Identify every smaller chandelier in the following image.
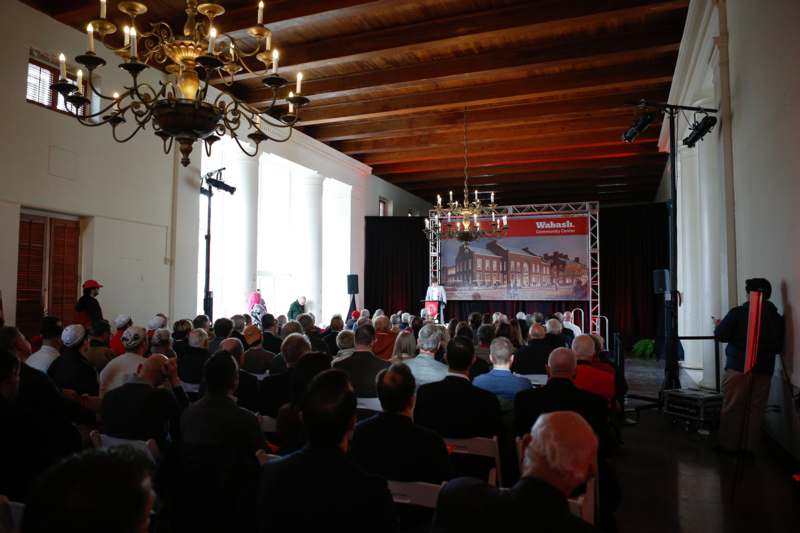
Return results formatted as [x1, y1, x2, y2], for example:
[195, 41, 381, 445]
[424, 108, 508, 246]
[50, 0, 310, 166]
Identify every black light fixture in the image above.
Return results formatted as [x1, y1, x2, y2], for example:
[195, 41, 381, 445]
[682, 115, 718, 147]
[622, 112, 655, 143]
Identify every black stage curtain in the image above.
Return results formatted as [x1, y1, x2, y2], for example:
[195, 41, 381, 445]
[364, 216, 430, 314]
[599, 204, 668, 343]
[363, 205, 667, 342]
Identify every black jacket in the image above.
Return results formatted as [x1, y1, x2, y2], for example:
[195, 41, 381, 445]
[415, 375, 503, 439]
[323, 330, 341, 356]
[715, 300, 784, 374]
[47, 347, 99, 396]
[101, 379, 189, 451]
[332, 351, 390, 398]
[511, 338, 552, 375]
[75, 294, 103, 325]
[258, 446, 395, 533]
[261, 331, 283, 356]
[177, 346, 209, 384]
[513, 378, 610, 454]
[432, 476, 598, 533]
[350, 412, 450, 483]
[259, 367, 294, 417]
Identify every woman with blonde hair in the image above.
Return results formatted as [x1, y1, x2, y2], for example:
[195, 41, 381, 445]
[391, 329, 417, 361]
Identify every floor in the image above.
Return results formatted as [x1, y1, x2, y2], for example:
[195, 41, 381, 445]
[613, 358, 800, 533]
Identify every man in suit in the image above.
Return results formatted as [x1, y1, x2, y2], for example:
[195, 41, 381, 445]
[545, 318, 570, 350]
[178, 351, 265, 532]
[511, 324, 551, 375]
[258, 333, 310, 417]
[474, 337, 532, 401]
[258, 369, 395, 533]
[415, 336, 503, 439]
[218, 338, 259, 413]
[513, 347, 610, 453]
[351, 363, 449, 483]
[177, 328, 210, 388]
[260, 313, 283, 354]
[432, 412, 600, 533]
[404, 324, 448, 388]
[101, 353, 188, 452]
[323, 314, 345, 355]
[332, 324, 389, 398]
[209, 317, 233, 355]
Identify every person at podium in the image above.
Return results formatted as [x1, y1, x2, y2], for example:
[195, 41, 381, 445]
[425, 277, 448, 323]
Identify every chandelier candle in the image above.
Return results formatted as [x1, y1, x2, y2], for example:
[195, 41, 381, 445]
[288, 91, 294, 114]
[272, 49, 279, 73]
[296, 72, 303, 94]
[130, 27, 137, 58]
[208, 27, 216, 54]
[76, 70, 83, 94]
[100, 0, 106, 19]
[58, 53, 66, 79]
[87, 23, 95, 53]
[123, 25, 130, 47]
[258, 1, 264, 24]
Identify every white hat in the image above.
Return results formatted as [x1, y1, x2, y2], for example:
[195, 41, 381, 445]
[121, 326, 147, 350]
[62, 324, 86, 348]
[114, 314, 132, 329]
[147, 315, 167, 330]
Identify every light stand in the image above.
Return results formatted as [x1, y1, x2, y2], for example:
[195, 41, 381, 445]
[625, 100, 718, 393]
[199, 167, 234, 320]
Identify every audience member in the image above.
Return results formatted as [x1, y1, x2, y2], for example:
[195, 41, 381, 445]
[172, 319, 192, 359]
[26, 316, 63, 374]
[573, 335, 616, 404]
[110, 314, 132, 356]
[258, 369, 395, 532]
[545, 318, 570, 350]
[48, 324, 99, 397]
[404, 324, 448, 387]
[230, 314, 247, 346]
[323, 314, 344, 354]
[332, 324, 390, 398]
[351, 363, 449, 483]
[473, 337, 532, 401]
[260, 313, 283, 354]
[243, 324, 262, 350]
[242, 326, 274, 375]
[150, 327, 177, 358]
[216, 337, 259, 413]
[192, 314, 211, 334]
[333, 329, 356, 362]
[259, 333, 311, 417]
[509, 318, 525, 348]
[468, 312, 482, 341]
[21, 448, 155, 533]
[297, 313, 329, 354]
[209, 317, 233, 354]
[276, 314, 288, 331]
[474, 324, 494, 362]
[177, 328, 209, 386]
[433, 412, 600, 533]
[389, 313, 402, 333]
[100, 354, 188, 451]
[411, 315, 424, 338]
[563, 311, 583, 336]
[84, 320, 115, 371]
[391, 329, 417, 360]
[371, 315, 398, 360]
[98, 326, 147, 397]
[511, 324, 551, 375]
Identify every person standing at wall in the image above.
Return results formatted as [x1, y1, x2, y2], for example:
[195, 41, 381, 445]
[75, 280, 104, 328]
[288, 296, 306, 321]
[714, 278, 784, 454]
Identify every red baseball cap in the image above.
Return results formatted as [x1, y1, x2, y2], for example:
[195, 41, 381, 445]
[82, 279, 103, 289]
[351, 310, 361, 319]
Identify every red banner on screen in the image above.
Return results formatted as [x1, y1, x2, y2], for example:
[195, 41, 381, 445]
[509, 216, 589, 237]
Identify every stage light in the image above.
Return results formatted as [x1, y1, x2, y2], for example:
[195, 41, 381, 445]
[622, 113, 654, 143]
[682, 115, 718, 148]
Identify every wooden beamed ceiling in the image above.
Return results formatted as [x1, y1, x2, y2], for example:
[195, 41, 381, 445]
[27, 0, 688, 204]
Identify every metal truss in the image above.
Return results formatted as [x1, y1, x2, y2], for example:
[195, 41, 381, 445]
[427, 201, 602, 334]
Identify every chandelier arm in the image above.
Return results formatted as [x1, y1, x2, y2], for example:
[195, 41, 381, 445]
[231, 135, 259, 157]
[111, 121, 146, 143]
[225, 35, 262, 59]
[264, 126, 293, 143]
[163, 135, 174, 155]
[85, 68, 116, 102]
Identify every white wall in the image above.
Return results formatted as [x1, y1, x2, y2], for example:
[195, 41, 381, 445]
[0, 0, 429, 327]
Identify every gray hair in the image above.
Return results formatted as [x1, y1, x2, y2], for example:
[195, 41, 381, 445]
[390, 313, 401, 326]
[525, 412, 598, 483]
[220, 337, 244, 358]
[336, 330, 355, 350]
[401, 312, 411, 324]
[417, 324, 442, 352]
[231, 314, 245, 332]
[572, 334, 596, 360]
[121, 326, 148, 350]
[545, 318, 563, 335]
[188, 328, 209, 348]
[548, 347, 576, 377]
[150, 328, 172, 347]
[374, 309, 385, 318]
[361, 308, 371, 319]
[489, 337, 514, 364]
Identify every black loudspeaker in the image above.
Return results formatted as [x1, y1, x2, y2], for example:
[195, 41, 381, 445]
[653, 269, 670, 294]
[347, 274, 359, 295]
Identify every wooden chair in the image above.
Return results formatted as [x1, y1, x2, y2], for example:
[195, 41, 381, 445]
[387, 481, 443, 509]
[444, 436, 502, 487]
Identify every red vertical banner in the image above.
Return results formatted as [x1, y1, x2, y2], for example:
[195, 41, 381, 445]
[744, 290, 764, 374]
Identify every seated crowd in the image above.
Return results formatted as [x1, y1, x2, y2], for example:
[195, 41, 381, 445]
[0, 304, 624, 533]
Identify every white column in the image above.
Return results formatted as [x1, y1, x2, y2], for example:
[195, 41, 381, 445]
[225, 146, 260, 311]
[291, 171, 324, 319]
[170, 146, 201, 320]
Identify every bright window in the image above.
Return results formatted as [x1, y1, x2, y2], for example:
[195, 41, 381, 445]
[26, 60, 86, 115]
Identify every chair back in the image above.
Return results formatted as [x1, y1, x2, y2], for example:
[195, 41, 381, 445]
[259, 415, 277, 433]
[517, 374, 548, 386]
[356, 397, 382, 412]
[387, 481, 443, 509]
[245, 371, 269, 381]
[180, 381, 201, 394]
[444, 436, 502, 487]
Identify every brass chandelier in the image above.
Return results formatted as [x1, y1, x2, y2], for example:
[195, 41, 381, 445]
[51, 0, 309, 166]
[424, 108, 508, 246]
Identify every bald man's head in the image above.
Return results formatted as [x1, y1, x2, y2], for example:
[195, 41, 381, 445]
[547, 347, 576, 379]
[529, 324, 546, 339]
[522, 411, 598, 496]
[571, 334, 596, 361]
[138, 353, 169, 387]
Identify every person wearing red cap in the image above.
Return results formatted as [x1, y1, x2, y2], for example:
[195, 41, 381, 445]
[75, 280, 104, 328]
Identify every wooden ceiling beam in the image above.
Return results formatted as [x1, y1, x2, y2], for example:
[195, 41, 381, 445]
[228, 0, 687, 82]
[307, 88, 669, 142]
[381, 154, 667, 183]
[292, 56, 677, 125]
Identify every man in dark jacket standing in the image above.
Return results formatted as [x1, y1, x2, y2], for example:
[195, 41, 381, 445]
[288, 296, 306, 320]
[75, 280, 103, 328]
[714, 278, 784, 453]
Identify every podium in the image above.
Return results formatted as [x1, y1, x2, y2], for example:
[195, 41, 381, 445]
[424, 300, 442, 322]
